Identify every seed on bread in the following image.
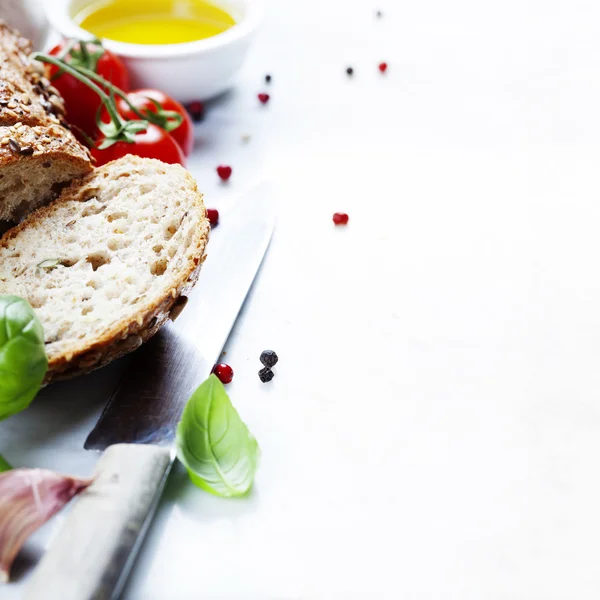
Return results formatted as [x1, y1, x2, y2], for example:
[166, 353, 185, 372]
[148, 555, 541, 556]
[0, 156, 210, 382]
[37, 258, 63, 270]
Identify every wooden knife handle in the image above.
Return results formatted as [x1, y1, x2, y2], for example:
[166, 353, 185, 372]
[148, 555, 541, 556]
[25, 443, 174, 600]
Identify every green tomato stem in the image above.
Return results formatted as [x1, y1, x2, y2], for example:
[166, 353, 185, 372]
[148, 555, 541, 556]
[79, 41, 90, 63]
[71, 65, 183, 132]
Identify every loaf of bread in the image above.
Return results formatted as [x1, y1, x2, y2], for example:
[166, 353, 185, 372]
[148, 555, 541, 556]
[0, 21, 92, 221]
[0, 156, 210, 382]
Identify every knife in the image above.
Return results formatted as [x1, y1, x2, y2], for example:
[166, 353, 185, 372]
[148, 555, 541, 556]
[25, 182, 275, 600]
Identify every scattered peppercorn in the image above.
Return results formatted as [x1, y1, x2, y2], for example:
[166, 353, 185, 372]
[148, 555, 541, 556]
[259, 367, 274, 383]
[258, 93, 270, 104]
[378, 62, 388, 73]
[207, 208, 219, 227]
[187, 100, 205, 122]
[213, 363, 234, 384]
[265, 74, 272, 83]
[376, 10, 383, 18]
[260, 350, 279, 368]
[216, 165, 232, 181]
[346, 67, 354, 76]
[333, 212, 349, 225]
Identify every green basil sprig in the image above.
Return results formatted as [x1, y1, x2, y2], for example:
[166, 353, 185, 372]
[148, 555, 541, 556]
[0, 296, 48, 420]
[176, 374, 259, 497]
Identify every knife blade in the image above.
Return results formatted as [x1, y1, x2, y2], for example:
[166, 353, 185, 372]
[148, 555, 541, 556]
[86, 183, 275, 449]
[25, 182, 276, 600]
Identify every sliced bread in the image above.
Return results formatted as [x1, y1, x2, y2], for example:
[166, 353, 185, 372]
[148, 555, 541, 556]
[0, 155, 210, 381]
[0, 21, 92, 221]
[0, 122, 93, 222]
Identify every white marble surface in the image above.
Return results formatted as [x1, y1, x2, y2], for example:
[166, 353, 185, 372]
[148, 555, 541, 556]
[5, 0, 600, 597]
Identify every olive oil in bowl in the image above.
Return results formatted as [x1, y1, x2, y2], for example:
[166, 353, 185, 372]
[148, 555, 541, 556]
[75, 0, 236, 45]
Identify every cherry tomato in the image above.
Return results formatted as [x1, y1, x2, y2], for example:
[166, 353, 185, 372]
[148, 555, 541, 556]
[101, 89, 194, 156]
[91, 124, 186, 167]
[48, 41, 130, 138]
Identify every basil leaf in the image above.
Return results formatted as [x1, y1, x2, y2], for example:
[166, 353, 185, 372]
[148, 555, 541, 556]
[176, 374, 259, 497]
[0, 296, 48, 421]
[0, 454, 11, 472]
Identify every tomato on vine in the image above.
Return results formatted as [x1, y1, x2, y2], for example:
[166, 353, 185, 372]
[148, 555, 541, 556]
[33, 49, 186, 167]
[47, 40, 129, 138]
[104, 89, 194, 156]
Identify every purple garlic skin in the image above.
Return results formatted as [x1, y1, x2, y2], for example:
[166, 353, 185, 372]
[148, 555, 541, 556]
[0, 468, 91, 582]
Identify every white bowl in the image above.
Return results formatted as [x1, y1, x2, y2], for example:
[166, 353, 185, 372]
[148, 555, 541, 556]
[43, 0, 263, 103]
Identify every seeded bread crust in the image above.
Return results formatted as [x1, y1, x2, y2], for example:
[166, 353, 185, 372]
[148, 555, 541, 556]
[0, 156, 210, 382]
[0, 122, 91, 165]
[0, 20, 67, 127]
[0, 21, 92, 221]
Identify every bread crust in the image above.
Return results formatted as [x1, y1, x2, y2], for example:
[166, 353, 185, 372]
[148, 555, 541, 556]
[0, 122, 91, 170]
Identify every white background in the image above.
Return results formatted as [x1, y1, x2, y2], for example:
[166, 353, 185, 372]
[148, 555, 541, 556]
[5, 0, 600, 597]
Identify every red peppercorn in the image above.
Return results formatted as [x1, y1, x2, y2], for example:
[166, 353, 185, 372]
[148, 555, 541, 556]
[216, 165, 232, 181]
[187, 100, 205, 122]
[258, 93, 270, 104]
[213, 363, 234, 384]
[378, 62, 388, 73]
[207, 208, 219, 227]
[333, 212, 349, 225]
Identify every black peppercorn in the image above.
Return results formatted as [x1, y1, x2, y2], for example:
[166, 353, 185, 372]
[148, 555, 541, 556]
[346, 67, 354, 76]
[265, 74, 272, 83]
[259, 367, 274, 383]
[260, 350, 278, 368]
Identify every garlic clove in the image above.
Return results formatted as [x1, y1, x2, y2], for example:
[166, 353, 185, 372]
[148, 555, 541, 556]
[0, 468, 91, 582]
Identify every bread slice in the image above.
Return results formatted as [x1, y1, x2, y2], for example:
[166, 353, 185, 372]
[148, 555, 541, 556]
[0, 155, 210, 381]
[0, 21, 92, 221]
[0, 122, 93, 221]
